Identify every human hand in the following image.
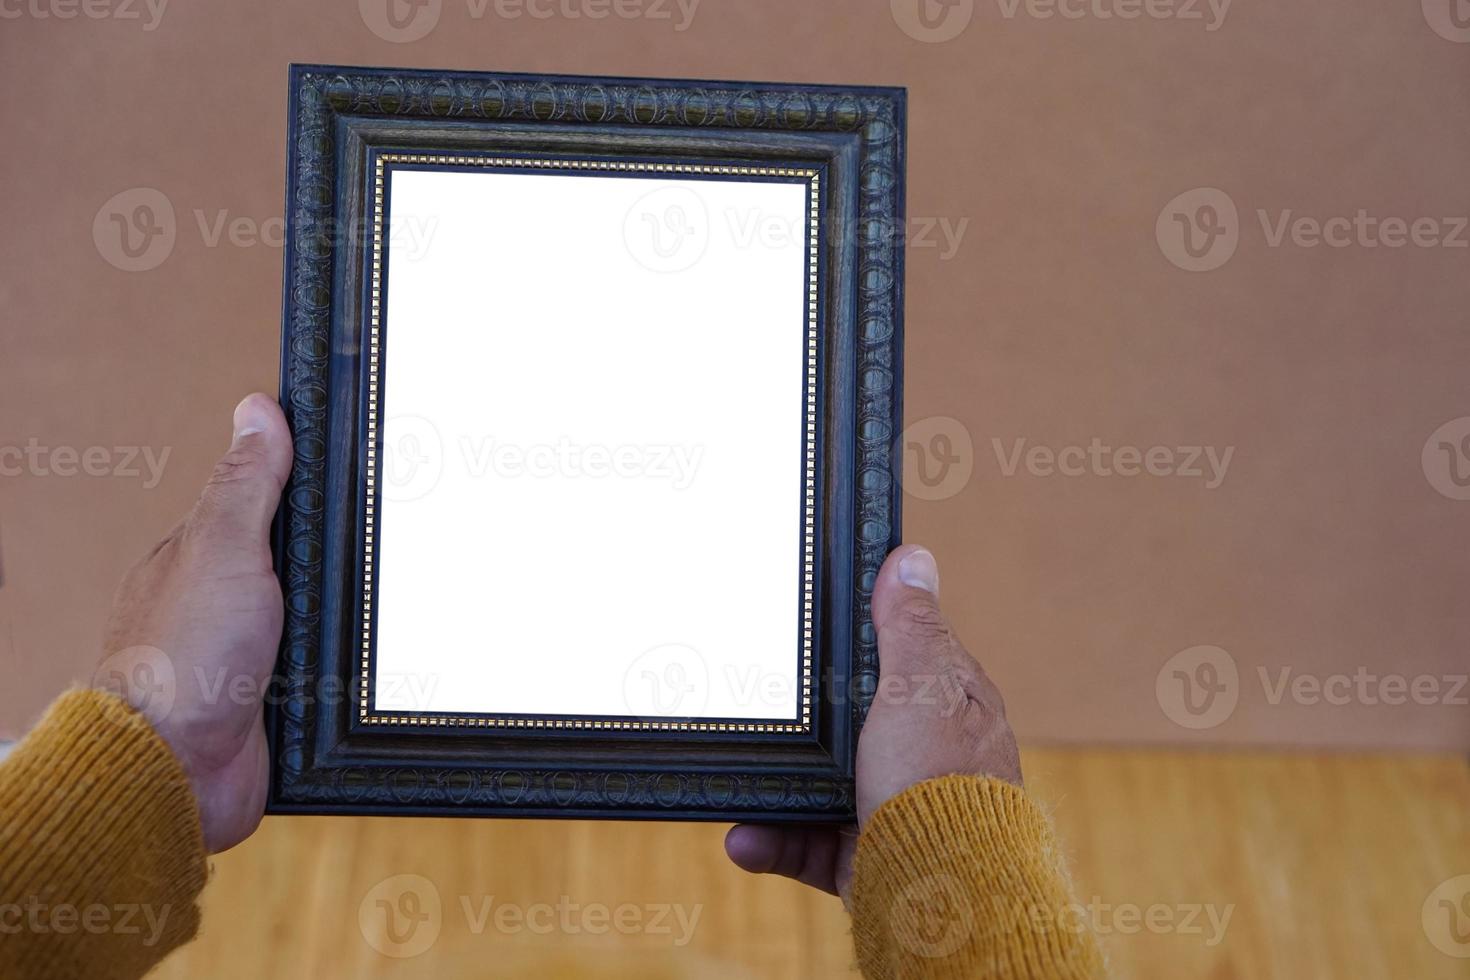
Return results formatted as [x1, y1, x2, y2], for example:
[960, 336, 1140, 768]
[723, 544, 1021, 900]
[93, 393, 291, 853]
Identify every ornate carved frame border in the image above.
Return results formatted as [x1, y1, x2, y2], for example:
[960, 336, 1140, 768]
[267, 64, 906, 821]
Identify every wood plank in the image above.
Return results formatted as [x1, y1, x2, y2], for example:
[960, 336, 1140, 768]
[152, 751, 1470, 979]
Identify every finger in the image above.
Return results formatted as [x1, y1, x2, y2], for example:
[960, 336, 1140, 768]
[191, 393, 293, 550]
[868, 545, 1021, 787]
[871, 544, 951, 674]
[724, 824, 843, 896]
[872, 544, 1004, 705]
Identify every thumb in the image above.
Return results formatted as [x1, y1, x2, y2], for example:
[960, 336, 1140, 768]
[192, 393, 292, 550]
[870, 544, 952, 673]
[860, 545, 1022, 817]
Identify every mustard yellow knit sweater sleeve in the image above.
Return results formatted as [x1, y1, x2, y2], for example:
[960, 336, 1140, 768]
[0, 692, 1103, 980]
[0, 690, 207, 980]
[849, 775, 1107, 979]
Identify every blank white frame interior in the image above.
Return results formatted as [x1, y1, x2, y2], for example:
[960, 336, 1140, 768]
[368, 163, 814, 726]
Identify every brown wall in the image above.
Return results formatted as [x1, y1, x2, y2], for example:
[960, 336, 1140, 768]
[1, 0, 1466, 751]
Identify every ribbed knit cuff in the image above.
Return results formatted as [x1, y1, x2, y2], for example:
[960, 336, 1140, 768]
[850, 775, 1106, 980]
[0, 689, 208, 980]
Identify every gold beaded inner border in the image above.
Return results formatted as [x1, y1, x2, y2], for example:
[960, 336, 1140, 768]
[359, 152, 821, 734]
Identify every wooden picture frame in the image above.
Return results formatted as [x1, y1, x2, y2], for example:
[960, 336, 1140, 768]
[267, 63, 906, 821]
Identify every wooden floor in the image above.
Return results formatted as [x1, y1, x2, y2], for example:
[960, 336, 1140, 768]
[152, 750, 1470, 979]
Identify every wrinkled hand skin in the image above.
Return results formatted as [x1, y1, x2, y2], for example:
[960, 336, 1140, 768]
[723, 544, 1022, 901]
[97, 394, 292, 854]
